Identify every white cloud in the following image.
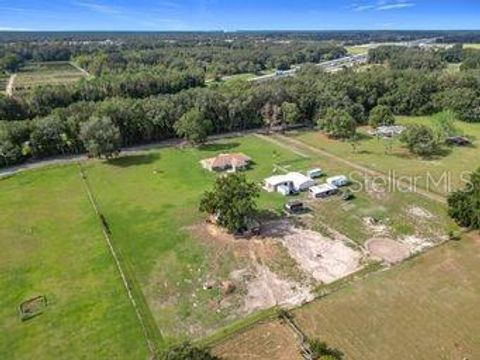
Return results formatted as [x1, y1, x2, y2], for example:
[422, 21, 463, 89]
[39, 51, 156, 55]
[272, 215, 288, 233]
[73, 0, 121, 15]
[350, 0, 415, 12]
[0, 26, 33, 31]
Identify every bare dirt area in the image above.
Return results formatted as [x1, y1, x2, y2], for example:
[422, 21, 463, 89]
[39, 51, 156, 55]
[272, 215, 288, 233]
[213, 320, 301, 360]
[366, 238, 411, 264]
[399, 235, 436, 253]
[242, 264, 313, 313]
[262, 220, 364, 284]
[407, 205, 434, 219]
[190, 222, 315, 314]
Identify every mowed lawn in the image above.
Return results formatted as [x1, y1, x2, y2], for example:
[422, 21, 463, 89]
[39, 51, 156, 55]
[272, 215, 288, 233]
[83, 135, 310, 344]
[0, 166, 147, 359]
[293, 235, 480, 359]
[292, 116, 480, 194]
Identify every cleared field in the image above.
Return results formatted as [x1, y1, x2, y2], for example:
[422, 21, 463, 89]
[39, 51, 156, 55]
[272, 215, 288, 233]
[13, 61, 86, 92]
[346, 45, 370, 55]
[291, 116, 480, 194]
[213, 320, 301, 360]
[0, 165, 148, 359]
[215, 236, 480, 359]
[294, 235, 480, 359]
[464, 43, 480, 49]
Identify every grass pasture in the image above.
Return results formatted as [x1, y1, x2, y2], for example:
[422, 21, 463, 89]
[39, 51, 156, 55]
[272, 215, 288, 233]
[0, 132, 463, 358]
[82, 136, 311, 344]
[291, 116, 480, 195]
[13, 61, 86, 93]
[0, 165, 147, 359]
[294, 235, 480, 359]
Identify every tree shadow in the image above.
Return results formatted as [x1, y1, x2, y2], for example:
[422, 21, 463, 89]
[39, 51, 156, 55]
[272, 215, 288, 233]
[198, 142, 240, 152]
[107, 153, 161, 167]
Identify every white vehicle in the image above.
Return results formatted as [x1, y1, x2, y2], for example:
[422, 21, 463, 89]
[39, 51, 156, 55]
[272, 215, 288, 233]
[307, 168, 323, 179]
[326, 175, 349, 187]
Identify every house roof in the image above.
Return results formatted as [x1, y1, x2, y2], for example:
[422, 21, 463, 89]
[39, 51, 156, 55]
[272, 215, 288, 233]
[202, 153, 251, 168]
[265, 172, 313, 186]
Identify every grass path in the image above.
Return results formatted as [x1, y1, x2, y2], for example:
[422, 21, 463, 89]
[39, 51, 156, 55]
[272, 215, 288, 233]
[269, 133, 447, 204]
[6, 73, 16, 96]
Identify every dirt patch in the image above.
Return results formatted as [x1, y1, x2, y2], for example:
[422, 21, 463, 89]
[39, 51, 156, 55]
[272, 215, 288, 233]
[242, 264, 313, 313]
[263, 220, 363, 284]
[363, 217, 390, 236]
[366, 238, 411, 264]
[399, 235, 436, 253]
[407, 206, 434, 220]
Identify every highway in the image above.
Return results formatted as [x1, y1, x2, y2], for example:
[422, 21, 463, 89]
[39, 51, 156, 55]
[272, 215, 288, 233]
[248, 37, 438, 83]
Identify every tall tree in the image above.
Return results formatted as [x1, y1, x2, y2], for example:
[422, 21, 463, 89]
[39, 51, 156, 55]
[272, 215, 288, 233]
[368, 105, 395, 128]
[174, 108, 212, 145]
[80, 116, 121, 158]
[281, 102, 301, 127]
[199, 173, 259, 233]
[400, 124, 441, 156]
[318, 108, 357, 139]
[448, 168, 480, 229]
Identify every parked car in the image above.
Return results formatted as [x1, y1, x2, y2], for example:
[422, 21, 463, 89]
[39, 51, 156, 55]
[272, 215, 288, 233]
[284, 200, 305, 214]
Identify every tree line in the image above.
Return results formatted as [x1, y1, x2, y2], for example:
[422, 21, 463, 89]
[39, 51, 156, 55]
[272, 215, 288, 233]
[0, 67, 204, 120]
[72, 42, 346, 78]
[1, 64, 480, 167]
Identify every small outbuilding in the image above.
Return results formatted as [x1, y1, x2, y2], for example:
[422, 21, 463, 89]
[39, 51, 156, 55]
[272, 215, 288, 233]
[326, 175, 349, 187]
[309, 184, 338, 198]
[369, 125, 406, 138]
[200, 153, 251, 172]
[264, 172, 315, 193]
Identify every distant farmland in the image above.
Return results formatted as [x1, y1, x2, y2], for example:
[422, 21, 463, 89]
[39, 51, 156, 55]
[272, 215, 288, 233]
[12, 61, 87, 93]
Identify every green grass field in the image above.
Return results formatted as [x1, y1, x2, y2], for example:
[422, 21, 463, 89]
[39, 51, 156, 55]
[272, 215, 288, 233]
[291, 116, 480, 195]
[13, 62, 86, 93]
[0, 133, 462, 358]
[346, 45, 370, 55]
[0, 165, 148, 359]
[82, 136, 310, 344]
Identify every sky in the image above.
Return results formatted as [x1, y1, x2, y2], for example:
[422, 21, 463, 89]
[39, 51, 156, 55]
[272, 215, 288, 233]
[0, 0, 479, 31]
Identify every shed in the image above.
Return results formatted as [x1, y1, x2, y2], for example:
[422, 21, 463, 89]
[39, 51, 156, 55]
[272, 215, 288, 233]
[309, 184, 338, 198]
[264, 172, 314, 193]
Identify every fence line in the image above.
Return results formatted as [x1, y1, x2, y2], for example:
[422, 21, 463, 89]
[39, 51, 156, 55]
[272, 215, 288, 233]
[77, 162, 159, 358]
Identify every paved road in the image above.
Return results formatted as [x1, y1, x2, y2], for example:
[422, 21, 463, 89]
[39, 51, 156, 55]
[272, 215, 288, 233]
[0, 129, 260, 178]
